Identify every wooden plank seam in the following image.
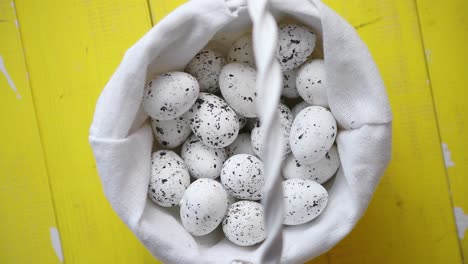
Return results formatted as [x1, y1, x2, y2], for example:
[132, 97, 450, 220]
[10, 0, 65, 262]
[413, 0, 465, 261]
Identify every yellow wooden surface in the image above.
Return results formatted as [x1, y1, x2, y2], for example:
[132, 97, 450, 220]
[11, 0, 158, 263]
[1, 0, 466, 263]
[416, 0, 468, 260]
[0, 0, 60, 263]
[318, 1, 464, 263]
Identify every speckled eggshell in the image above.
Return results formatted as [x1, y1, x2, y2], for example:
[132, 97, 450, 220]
[150, 150, 187, 173]
[185, 50, 226, 94]
[226, 133, 255, 157]
[282, 69, 300, 98]
[220, 154, 264, 200]
[180, 178, 228, 236]
[283, 145, 340, 184]
[148, 151, 190, 207]
[142, 72, 199, 120]
[291, 101, 311, 117]
[290, 106, 337, 164]
[296, 59, 329, 107]
[219, 63, 258, 118]
[187, 93, 240, 148]
[151, 114, 191, 148]
[277, 24, 316, 71]
[251, 104, 293, 159]
[228, 34, 255, 67]
[282, 178, 328, 225]
[181, 135, 227, 179]
[222, 201, 266, 246]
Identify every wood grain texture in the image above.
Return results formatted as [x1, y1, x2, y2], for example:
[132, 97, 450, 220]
[13, 0, 160, 263]
[316, 0, 463, 263]
[148, 0, 187, 23]
[416, 0, 468, 261]
[0, 0, 60, 263]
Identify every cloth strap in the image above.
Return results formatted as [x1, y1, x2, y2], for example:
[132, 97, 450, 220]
[248, 0, 284, 263]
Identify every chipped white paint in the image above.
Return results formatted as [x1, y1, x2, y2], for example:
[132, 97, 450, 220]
[442, 142, 455, 168]
[425, 49, 432, 63]
[49, 227, 64, 262]
[10, 2, 19, 29]
[454, 207, 468, 239]
[0, 55, 21, 99]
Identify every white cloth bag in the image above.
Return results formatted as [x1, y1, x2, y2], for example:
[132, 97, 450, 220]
[89, 0, 392, 263]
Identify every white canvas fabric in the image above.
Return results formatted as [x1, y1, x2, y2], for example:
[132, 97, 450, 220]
[89, 0, 392, 263]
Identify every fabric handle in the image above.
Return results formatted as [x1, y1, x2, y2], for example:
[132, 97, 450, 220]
[247, 1, 284, 263]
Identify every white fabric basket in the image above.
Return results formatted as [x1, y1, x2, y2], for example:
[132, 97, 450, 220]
[89, 0, 392, 263]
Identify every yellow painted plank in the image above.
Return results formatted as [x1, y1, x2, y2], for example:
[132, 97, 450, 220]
[417, 0, 468, 261]
[14, 0, 160, 263]
[320, 0, 463, 263]
[0, 0, 60, 263]
[148, 0, 187, 23]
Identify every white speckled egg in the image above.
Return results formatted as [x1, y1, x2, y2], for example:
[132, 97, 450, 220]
[181, 135, 227, 179]
[282, 69, 300, 98]
[296, 59, 329, 107]
[180, 178, 228, 236]
[187, 93, 240, 148]
[185, 50, 226, 94]
[277, 24, 316, 71]
[222, 201, 266, 246]
[283, 145, 340, 184]
[219, 63, 258, 118]
[226, 133, 255, 156]
[150, 150, 187, 173]
[228, 34, 255, 67]
[148, 151, 190, 207]
[220, 154, 264, 200]
[291, 101, 311, 117]
[290, 106, 337, 163]
[142, 72, 199, 120]
[151, 114, 191, 148]
[282, 178, 328, 225]
[251, 104, 293, 159]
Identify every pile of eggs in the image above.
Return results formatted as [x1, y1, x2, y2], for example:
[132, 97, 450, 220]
[143, 24, 339, 247]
